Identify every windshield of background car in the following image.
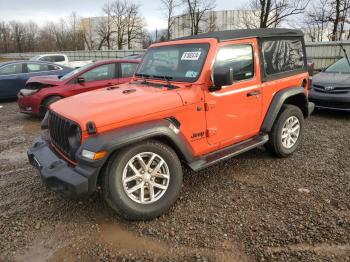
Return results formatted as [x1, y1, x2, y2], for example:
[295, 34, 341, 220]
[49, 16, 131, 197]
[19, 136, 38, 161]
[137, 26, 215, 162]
[60, 63, 92, 81]
[325, 57, 350, 73]
[136, 43, 209, 82]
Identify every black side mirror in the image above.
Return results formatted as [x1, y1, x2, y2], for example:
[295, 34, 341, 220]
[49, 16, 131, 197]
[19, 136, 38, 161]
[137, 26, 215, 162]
[77, 76, 85, 84]
[210, 66, 233, 92]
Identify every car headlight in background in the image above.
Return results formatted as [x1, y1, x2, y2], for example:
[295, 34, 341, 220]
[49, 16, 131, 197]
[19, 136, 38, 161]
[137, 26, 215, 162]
[20, 89, 40, 96]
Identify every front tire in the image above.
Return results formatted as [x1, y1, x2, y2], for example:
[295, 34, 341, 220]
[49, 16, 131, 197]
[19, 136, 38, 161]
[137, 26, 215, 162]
[40, 96, 62, 116]
[266, 104, 304, 157]
[102, 140, 183, 220]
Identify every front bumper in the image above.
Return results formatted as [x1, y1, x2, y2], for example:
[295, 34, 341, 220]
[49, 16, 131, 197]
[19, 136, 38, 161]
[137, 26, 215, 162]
[17, 93, 41, 115]
[309, 89, 350, 111]
[27, 136, 101, 198]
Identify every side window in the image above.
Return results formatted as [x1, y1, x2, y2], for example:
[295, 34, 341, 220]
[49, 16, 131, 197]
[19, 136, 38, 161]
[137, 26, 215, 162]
[120, 63, 138, 78]
[39, 56, 52, 62]
[48, 65, 62, 71]
[54, 56, 65, 62]
[214, 44, 254, 81]
[262, 38, 304, 75]
[81, 63, 116, 82]
[27, 63, 50, 73]
[0, 64, 23, 75]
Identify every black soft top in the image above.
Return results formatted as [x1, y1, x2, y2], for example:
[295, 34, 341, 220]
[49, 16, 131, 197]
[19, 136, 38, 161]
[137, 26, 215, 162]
[173, 28, 304, 42]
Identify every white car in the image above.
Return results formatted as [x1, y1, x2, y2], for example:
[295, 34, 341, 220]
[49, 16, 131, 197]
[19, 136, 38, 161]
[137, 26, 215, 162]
[30, 54, 93, 68]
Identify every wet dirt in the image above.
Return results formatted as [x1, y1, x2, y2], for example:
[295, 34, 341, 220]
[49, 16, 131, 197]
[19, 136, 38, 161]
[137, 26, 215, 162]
[1, 101, 350, 261]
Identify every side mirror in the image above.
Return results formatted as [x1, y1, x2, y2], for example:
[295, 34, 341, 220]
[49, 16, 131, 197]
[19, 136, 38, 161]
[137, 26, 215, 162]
[77, 76, 85, 84]
[210, 66, 233, 92]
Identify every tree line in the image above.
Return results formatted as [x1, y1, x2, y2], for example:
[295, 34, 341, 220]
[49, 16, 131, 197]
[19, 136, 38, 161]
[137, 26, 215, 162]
[0, 0, 349, 54]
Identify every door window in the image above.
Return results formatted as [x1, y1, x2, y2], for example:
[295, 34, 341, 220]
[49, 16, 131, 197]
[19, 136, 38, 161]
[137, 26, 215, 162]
[0, 64, 23, 75]
[53, 55, 65, 62]
[27, 63, 50, 72]
[214, 44, 254, 81]
[81, 63, 116, 82]
[120, 63, 138, 77]
[262, 38, 304, 75]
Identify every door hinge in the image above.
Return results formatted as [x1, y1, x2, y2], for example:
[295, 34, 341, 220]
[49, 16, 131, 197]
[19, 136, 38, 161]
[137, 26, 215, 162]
[206, 127, 217, 137]
[204, 101, 216, 111]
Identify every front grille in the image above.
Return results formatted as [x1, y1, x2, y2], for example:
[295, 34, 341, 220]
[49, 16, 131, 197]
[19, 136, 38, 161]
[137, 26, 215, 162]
[48, 111, 80, 161]
[313, 84, 350, 94]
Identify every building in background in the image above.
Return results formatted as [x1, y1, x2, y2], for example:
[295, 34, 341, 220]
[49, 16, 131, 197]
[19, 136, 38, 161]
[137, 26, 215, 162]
[170, 10, 260, 39]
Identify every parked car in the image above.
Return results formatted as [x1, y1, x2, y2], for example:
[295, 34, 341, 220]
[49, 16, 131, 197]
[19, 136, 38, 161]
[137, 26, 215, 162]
[309, 57, 350, 111]
[0, 61, 73, 100]
[18, 59, 139, 116]
[28, 29, 314, 220]
[31, 54, 93, 68]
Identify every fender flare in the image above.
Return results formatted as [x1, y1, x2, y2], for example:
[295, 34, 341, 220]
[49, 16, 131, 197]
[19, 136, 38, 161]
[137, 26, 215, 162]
[77, 119, 195, 166]
[261, 87, 309, 133]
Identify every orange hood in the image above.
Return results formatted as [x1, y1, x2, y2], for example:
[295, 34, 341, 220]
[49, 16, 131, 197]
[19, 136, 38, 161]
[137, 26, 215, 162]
[50, 83, 184, 131]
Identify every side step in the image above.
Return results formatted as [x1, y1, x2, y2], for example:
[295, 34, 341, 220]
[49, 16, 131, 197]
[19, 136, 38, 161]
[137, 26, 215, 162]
[189, 134, 269, 171]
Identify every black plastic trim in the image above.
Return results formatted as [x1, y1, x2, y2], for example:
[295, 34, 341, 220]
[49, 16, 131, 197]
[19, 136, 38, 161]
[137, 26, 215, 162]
[79, 119, 195, 164]
[261, 87, 309, 133]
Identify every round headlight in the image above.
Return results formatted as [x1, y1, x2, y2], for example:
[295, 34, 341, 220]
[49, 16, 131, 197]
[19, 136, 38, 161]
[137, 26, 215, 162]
[68, 124, 82, 149]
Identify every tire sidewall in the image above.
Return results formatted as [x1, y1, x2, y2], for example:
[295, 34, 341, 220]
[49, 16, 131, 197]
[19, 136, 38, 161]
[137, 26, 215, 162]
[105, 141, 183, 219]
[273, 106, 304, 156]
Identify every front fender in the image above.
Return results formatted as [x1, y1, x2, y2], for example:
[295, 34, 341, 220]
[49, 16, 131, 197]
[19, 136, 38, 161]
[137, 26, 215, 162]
[76, 119, 195, 166]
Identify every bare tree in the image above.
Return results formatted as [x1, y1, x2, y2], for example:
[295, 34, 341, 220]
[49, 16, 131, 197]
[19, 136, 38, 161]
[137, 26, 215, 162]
[182, 0, 216, 35]
[125, 3, 144, 49]
[161, 0, 180, 40]
[245, 0, 310, 28]
[328, 0, 350, 40]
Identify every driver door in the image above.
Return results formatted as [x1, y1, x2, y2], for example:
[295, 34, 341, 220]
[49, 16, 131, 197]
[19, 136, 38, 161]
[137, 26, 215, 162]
[205, 38, 263, 146]
[70, 63, 118, 95]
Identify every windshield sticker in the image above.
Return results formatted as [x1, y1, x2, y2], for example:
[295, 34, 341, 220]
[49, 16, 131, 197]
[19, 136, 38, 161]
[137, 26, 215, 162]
[181, 52, 201, 60]
[185, 71, 198, 78]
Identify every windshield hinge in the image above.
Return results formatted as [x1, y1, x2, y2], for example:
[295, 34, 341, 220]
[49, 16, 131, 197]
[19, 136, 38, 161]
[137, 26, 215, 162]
[204, 101, 216, 111]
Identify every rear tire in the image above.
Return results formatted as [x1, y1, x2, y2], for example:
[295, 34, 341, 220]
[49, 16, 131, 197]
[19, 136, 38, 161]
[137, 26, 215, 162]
[266, 104, 304, 157]
[102, 140, 183, 220]
[40, 96, 62, 116]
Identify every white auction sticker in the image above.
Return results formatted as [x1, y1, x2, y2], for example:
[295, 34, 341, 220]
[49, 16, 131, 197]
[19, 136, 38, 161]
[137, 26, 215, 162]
[181, 52, 201, 60]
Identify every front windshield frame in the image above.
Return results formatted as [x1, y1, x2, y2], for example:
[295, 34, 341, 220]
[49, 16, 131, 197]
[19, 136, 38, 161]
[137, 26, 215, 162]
[325, 57, 350, 74]
[135, 43, 210, 83]
[60, 63, 93, 81]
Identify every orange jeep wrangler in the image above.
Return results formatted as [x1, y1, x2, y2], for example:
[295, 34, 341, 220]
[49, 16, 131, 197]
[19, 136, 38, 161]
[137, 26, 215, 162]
[28, 29, 314, 220]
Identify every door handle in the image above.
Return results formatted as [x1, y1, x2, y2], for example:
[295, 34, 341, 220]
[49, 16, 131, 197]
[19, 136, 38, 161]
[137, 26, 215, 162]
[106, 83, 113, 86]
[247, 90, 261, 97]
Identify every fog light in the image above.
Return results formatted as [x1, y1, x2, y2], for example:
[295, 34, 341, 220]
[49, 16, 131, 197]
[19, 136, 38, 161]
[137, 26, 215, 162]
[82, 150, 107, 160]
[25, 106, 32, 111]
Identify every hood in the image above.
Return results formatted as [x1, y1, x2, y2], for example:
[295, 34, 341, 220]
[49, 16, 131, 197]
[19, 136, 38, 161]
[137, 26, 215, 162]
[50, 83, 184, 131]
[26, 75, 63, 89]
[313, 72, 350, 87]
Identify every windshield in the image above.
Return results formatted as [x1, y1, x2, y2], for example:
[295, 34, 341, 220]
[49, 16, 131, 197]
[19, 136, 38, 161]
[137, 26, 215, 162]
[325, 57, 350, 73]
[60, 63, 92, 81]
[136, 43, 209, 82]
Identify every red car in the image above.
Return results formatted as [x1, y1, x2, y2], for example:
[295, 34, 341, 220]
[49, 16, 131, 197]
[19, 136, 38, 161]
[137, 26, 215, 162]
[18, 59, 139, 116]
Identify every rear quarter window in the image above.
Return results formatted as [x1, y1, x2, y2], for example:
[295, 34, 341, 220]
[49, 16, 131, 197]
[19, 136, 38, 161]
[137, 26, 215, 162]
[262, 38, 305, 76]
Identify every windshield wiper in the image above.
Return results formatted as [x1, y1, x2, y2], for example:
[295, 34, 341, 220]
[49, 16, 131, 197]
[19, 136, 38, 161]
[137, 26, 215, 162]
[135, 73, 151, 85]
[152, 75, 177, 89]
[340, 43, 350, 68]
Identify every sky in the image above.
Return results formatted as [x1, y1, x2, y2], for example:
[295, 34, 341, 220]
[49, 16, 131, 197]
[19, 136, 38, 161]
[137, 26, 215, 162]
[0, 0, 245, 30]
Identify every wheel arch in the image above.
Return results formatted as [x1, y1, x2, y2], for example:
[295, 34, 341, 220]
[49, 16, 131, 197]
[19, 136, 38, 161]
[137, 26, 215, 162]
[79, 119, 195, 167]
[261, 87, 309, 133]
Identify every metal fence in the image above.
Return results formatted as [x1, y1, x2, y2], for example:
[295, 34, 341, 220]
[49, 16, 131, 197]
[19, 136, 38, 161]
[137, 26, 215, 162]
[0, 50, 145, 61]
[305, 41, 350, 69]
[1, 41, 350, 70]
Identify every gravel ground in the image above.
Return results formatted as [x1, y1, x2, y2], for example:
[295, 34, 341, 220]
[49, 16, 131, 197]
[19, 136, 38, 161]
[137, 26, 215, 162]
[0, 101, 350, 262]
